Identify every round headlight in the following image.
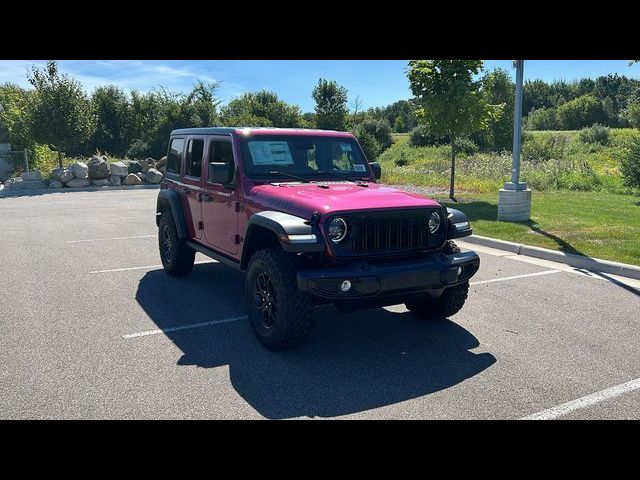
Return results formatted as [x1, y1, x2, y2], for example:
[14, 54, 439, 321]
[328, 217, 348, 243]
[428, 211, 441, 234]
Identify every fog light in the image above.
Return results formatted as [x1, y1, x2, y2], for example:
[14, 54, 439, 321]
[457, 266, 463, 276]
[340, 280, 352, 292]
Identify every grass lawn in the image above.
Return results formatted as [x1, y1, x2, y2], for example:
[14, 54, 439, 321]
[430, 190, 640, 266]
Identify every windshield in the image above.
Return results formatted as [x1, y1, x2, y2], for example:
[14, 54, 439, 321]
[239, 135, 372, 180]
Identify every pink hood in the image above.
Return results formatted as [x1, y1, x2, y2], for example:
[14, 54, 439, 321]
[250, 182, 442, 219]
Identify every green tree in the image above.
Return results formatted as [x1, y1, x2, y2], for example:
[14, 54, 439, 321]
[312, 78, 348, 131]
[478, 68, 514, 151]
[407, 60, 500, 200]
[394, 116, 405, 133]
[556, 94, 606, 130]
[0, 83, 32, 148]
[220, 90, 302, 127]
[90, 85, 131, 156]
[27, 61, 95, 168]
[523, 79, 554, 114]
[623, 101, 640, 128]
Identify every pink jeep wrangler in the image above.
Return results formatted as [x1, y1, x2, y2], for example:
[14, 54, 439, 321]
[156, 128, 479, 350]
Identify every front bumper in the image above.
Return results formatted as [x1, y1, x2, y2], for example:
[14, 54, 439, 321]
[296, 250, 480, 300]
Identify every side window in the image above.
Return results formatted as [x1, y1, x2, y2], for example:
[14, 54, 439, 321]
[167, 138, 185, 175]
[185, 139, 204, 178]
[208, 140, 234, 183]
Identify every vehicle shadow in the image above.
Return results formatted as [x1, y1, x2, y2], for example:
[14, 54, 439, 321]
[135, 264, 496, 419]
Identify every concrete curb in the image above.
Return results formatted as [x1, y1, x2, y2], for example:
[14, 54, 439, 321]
[0, 184, 160, 197]
[463, 234, 640, 280]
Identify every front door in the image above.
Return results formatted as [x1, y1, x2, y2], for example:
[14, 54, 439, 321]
[202, 136, 239, 255]
[182, 136, 205, 240]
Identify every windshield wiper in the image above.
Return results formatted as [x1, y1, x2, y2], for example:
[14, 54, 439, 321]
[268, 171, 310, 183]
[315, 170, 369, 187]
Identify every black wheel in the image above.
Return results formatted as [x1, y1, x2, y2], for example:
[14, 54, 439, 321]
[158, 210, 195, 276]
[405, 240, 468, 320]
[246, 248, 313, 350]
[405, 282, 469, 320]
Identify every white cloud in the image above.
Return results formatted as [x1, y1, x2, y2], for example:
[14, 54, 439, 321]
[0, 60, 222, 95]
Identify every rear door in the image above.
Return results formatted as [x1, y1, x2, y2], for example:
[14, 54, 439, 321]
[202, 135, 240, 255]
[182, 136, 206, 240]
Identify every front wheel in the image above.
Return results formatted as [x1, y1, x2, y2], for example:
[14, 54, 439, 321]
[246, 248, 313, 350]
[405, 282, 470, 320]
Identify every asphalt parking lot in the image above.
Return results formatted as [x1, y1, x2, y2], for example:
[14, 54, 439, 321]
[1, 189, 639, 419]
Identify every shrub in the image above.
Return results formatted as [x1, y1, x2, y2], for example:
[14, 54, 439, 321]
[579, 124, 610, 145]
[621, 138, 640, 188]
[354, 130, 380, 161]
[622, 102, 640, 128]
[556, 95, 606, 130]
[127, 139, 153, 160]
[409, 125, 447, 147]
[521, 134, 569, 164]
[525, 107, 558, 130]
[354, 119, 393, 151]
[455, 137, 479, 156]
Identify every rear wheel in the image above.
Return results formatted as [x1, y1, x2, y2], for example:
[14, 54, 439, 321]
[158, 210, 195, 276]
[246, 248, 313, 350]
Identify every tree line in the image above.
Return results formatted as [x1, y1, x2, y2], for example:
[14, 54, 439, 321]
[1, 60, 639, 173]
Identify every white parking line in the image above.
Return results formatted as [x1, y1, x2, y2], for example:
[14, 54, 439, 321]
[521, 377, 640, 420]
[470, 269, 561, 285]
[123, 315, 248, 338]
[90, 260, 216, 274]
[67, 235, 156, 243]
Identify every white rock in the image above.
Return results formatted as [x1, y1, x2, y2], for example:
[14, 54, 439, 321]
[66, 178, 90, 188]
[88, 156, 109, 180]
[21, 170, 42, 181]
[110, 161, 129, 177]
[146, 168, 163, 184]
[52, 167, 74, 184]
[70, 161, 89, 179]
[122, 173, 142, 186]
[141, 157, 156, 172]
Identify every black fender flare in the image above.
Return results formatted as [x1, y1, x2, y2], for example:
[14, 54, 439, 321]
[156, 189, 188, 239]
[241, 211, 325, 268]
[446, 208, 473, 239]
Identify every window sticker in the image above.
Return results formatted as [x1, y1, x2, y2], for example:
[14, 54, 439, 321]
[248, 141, 294, 166]
[353, 164, 367, 172]
[340, 143, 353, 152]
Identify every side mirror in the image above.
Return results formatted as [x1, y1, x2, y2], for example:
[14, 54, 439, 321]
[369, 162, 381, 180]
[209, 162, 233, 186]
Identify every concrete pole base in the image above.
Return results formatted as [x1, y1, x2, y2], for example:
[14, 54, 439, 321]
[498, 188, 531, 222]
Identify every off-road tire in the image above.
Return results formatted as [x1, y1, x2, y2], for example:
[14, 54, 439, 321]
[405, 240, 468, 320]
[158, 210, 195, 276]
[246, 247, 313, 350]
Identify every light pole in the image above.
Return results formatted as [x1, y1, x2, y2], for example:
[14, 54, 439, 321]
[498, 60, 532, 222]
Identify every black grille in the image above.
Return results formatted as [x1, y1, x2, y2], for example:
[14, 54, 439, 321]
[328, 209, 446, 257]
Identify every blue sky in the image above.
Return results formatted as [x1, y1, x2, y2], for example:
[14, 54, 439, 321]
[1, 60, 639, 113]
